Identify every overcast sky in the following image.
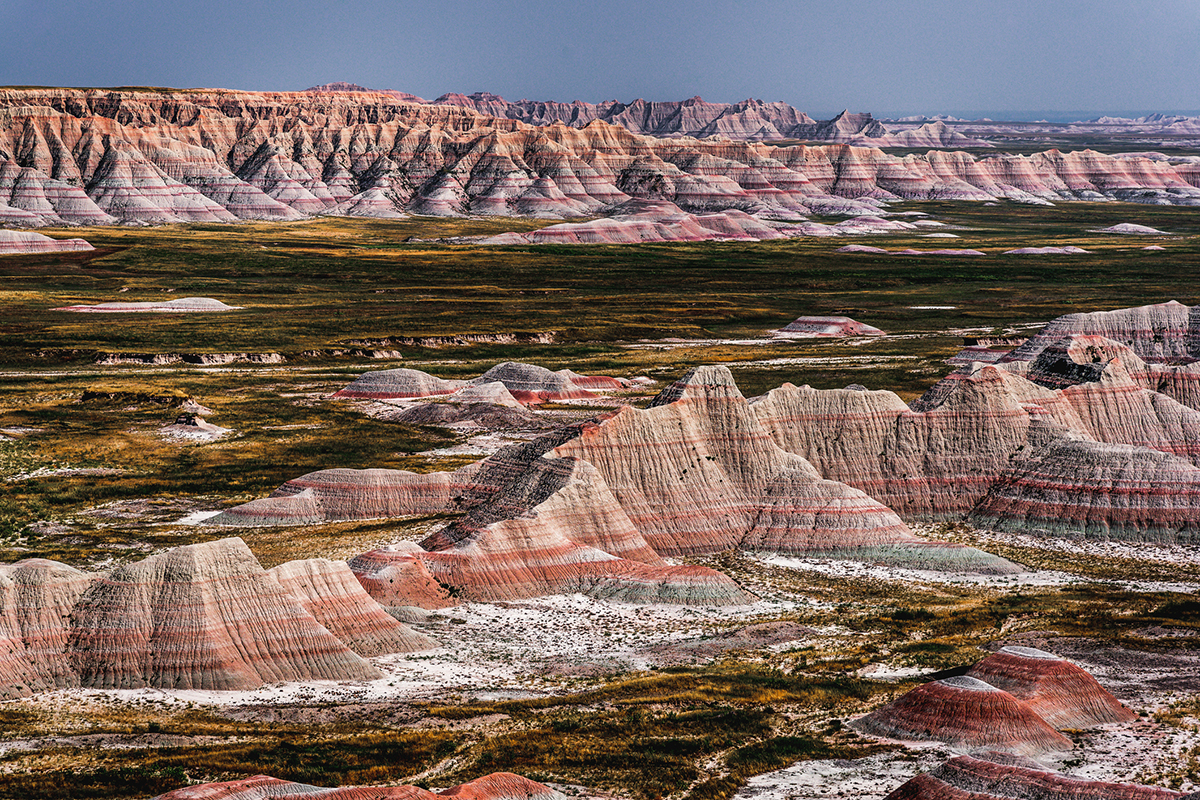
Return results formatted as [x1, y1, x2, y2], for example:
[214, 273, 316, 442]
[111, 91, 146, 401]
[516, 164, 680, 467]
[2, 0, 1197, 119]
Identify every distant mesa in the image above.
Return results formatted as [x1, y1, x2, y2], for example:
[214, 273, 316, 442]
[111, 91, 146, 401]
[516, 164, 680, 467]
[851, 674, 1074, 757]
[774, 315, 885, 338]
[1092, 223, 1170, 235]
[151, 772, 567, 800]
[884, 754, 1188, 800]
[0, 229, 92, 254]
[0, 538, 434, 699]
[54, 297, 240, 313]
[303, 81, 426, 103]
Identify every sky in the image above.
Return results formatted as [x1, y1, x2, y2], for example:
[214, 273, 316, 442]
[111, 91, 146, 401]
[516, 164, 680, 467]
[2, 0, 1198, 119]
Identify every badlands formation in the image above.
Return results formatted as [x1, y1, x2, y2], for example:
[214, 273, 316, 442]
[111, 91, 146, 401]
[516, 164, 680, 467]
[0, 88, 1199, 230]
[852, 646, 1132, 756]
[0, 538, 432, 698]
[151, 773, 567, 800]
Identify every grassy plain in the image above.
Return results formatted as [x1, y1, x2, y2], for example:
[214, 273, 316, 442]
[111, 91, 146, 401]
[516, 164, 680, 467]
[0, 201, 1198, 798]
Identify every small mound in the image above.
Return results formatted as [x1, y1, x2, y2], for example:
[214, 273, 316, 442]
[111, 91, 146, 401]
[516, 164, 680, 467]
[775, 315, 885, 338]
[469, 361, 598, 404]
[334, 368, 465, 399]
[1003, 246, 1090, 255]
[55, 297, 239, 313]
[836, 244, 888, 254]
[451, 380, 524, 408]
[851, 675, 1074, 756]
[0, 229, 93, 255]
[150, 772, 567, 800]
[1093, 223, 1168, 235]
[966, 646, 1135, 729]
[391, 401, 555, 431]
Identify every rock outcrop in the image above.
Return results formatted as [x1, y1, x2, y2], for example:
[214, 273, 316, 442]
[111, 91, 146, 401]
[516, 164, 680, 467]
[207, 466, 479, 527]
[68, 538, 381, 690]
[0, 229, 92, 254]
[965, 646, 1136, 729]
[884, 755, 1185, 800]
[0, 539, 440, 697]
[773, 315, 885, 338]
[753, 307, 1200, 541]
[151, 771, 567, 800]
[333, 367, 466, 399]
[2, 88, 1199, 229]
[54, 297, 239, 313]
[222, 365, 1015, 606]
[851, 675, 1074, 757]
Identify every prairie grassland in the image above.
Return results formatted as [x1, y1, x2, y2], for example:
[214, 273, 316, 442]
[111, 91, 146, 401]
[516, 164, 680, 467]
[1, 202, 1198, 799]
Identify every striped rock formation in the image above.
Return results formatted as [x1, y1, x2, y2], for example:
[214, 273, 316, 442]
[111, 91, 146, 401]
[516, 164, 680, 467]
[152, 771, 566, 800]
[851, 675, 1074, 757]
[54, 297, 239, 313]
[0, 540, 436, 699]
[266, 559, 435, 656]
[0, 228, 92, 254]
[966, 646, 1136, 729]
[224, 366, 1013, 605]
[333, 368, 466, 400]
[0, 559, 95, 698]
[207, 466, 480, 527]
[466, 362, 600, 404]
[884, 755, 1186, 800]
[1004, 301, 1200, 365]
[67, 538, 382, 690]
[347, 543, 458, 610]
[774, 315, 885, 338]
[2, 89, 1199, 229]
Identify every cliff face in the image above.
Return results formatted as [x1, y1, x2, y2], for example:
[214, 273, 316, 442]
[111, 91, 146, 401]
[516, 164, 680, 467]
[1, 88, 1198, 227]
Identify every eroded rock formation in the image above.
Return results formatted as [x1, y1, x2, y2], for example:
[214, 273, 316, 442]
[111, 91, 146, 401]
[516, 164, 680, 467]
[2, 88, 1198, 229]
[54, 297, 239, 313]
[151, 771, 566, 800]
[0, 538, 436, 698]
[852, 675, 1075, 757]
[774, 315, 885, 338]
[884, 755, 1186, 800]
[0, 229, 92, 254]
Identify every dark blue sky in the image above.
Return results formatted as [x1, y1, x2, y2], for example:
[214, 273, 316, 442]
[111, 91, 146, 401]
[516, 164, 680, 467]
[3, 0, 1198, 119]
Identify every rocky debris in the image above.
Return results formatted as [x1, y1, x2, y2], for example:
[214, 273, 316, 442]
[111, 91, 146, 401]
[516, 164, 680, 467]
[151, 771, 566, 800]
[773, 315, 885, 338]
[2, 89, 1199, 230]
[965, 646, 1136, 729]
[55, 297, 240, 313]
[1003, 246, 1090, 254]
[94, 351, 282, 365]
[159, 413, 232, 441]
[1093, 223, 1170, 235]
[643, 620, 814, 666]
[339, 332, 557, 348]
[267, 558, 435, 656]
[851, 675, 1075, 757]
[884, 754, 1186, 800]
[0, 229, 92, 254]
[333, 367, 466, 399]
